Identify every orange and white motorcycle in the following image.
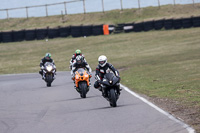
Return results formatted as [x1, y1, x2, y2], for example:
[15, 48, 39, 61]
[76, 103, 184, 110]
[72, 68, 92, 98]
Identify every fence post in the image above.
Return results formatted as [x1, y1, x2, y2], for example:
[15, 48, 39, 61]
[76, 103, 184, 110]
[120, 0, 123, 11]
[61, 10, 64, 22]
[173, 0, 176, 6]
[45, 4, 48, 17]
[64, 2, 67, 15]
[158, 0, 160, 8]
[138, 0, 141, 9]
[83, 0, 86, 14]
[26, 7, 29, 19]
[6, 9, 9, 19]
[102, 0, 105, 13]
[192, 0, 195, 6]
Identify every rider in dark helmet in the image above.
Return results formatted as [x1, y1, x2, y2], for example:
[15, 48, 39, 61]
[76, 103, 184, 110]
[39, 53, 56, 79]
[71, 55, 92, 78]
[71, 55, 92, 88]
[69, 49, 86, 70]
[94, 55, 121, 96]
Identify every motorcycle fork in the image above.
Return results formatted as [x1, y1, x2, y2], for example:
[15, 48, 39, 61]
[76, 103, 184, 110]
[102, 87, 108, 97]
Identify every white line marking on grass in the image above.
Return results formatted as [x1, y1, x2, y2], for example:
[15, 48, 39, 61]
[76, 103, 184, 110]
[120, 84, 196, 133]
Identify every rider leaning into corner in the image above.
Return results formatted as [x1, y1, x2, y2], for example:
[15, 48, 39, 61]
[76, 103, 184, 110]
[94, 55, 121, 95]
[69, 49, 86, 70]
[71, 55, 92, 87]
[39, 53, 56, 79]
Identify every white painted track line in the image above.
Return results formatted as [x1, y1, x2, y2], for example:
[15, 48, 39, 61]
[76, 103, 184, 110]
[121, 84, 196, 133]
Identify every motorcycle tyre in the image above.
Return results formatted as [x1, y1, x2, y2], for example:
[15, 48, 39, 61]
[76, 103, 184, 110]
[109, 89, 117, 107]
[46, 74, 53, 87]
[79, 82, 87, 98]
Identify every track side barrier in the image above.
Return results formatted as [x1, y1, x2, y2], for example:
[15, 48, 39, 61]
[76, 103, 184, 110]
[59, 26, 71, 37]
[133, 21, 144, 32]
[71, 26, 82, 37]
[114, 23, 124, 34]
[182, 17, 192, 28]
[164, 18, 173, 30]
[0, 32, 2, 43]
[1, 16, 200, 43]
[143, 20, 154, 31]
[108, 25, 115, 34]
[92, 25, 103, 36]
[154, 19, 164, 30]
[192, 16, 200, 27]
[48, 27, 59, 39]
[124, 23, 134, 33]
[82, 25, 92, 37]
[25, 29, 36, 41]
[173, 18, 182, 29]
[2, 31, 13, 43]
[13, 30, 25, 42]
[36, 28, 48, 40]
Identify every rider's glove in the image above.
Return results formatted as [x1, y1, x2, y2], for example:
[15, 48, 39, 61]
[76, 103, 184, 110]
[95, 75, 100, 81]
[41, 66, 44, 69]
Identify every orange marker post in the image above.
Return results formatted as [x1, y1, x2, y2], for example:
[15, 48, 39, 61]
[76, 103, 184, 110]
[103, 24, 109, 35]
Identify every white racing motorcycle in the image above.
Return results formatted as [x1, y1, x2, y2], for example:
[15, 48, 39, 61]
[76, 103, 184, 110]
[42, 62, 56, 87]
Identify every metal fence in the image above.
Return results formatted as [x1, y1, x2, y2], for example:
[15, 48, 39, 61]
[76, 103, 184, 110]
[0, 0, 199, 19]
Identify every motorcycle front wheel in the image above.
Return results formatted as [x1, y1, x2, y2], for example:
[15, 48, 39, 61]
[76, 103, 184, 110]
[46, 74, 53, 87]
[79, 82, 87, 98]
[109, 88, 117, 107]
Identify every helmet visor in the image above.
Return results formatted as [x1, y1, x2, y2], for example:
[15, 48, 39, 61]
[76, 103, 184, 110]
[45, 56, 50, 60]
[99, 61, 105, 65]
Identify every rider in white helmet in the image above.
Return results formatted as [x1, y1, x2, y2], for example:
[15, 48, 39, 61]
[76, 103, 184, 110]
[94, 55, 121, 94]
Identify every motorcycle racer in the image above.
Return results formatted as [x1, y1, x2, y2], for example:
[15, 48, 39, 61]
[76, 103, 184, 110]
[71, 55, 92, 79]
[94, 55, 121, 95]
[69, 49, 86, 70]
[39, 53, 56, 79]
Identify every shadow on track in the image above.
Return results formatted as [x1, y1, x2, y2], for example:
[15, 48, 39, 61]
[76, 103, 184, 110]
[88, 103, 136, 111]
[51, 95, 99, 103]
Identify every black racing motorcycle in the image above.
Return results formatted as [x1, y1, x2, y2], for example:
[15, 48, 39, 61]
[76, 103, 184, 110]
[99, 73, 120, 107]
[43, 62, 56, 87]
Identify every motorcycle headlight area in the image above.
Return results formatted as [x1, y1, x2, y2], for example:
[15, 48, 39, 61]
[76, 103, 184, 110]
[46, 66, 53, 72]
[76, 75, 79, 79]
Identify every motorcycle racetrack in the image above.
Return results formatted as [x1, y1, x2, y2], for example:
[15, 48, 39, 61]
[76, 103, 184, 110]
[0, 72, 194, 133]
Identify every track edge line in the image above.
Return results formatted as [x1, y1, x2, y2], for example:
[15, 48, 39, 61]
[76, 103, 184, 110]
[120, 84, 196, 133]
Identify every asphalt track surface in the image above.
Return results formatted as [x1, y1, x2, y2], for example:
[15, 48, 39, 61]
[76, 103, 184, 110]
[0, 72, 194, 133]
